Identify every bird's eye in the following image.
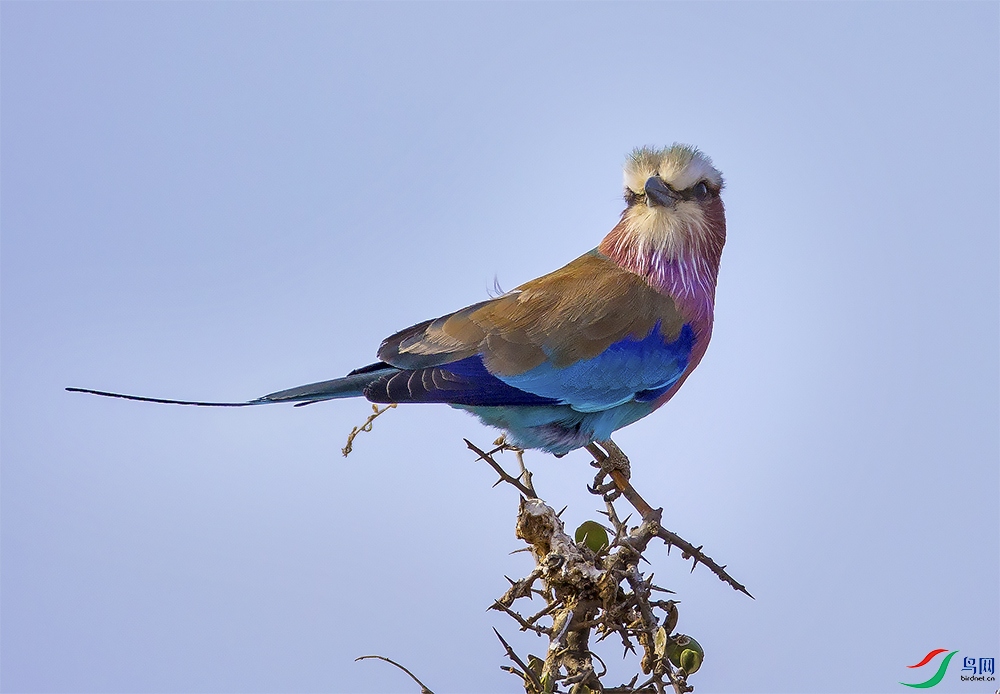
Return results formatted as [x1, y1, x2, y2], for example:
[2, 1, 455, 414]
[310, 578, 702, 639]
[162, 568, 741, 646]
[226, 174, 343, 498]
[693, 182, 709, 200]
[625, 189, 644, 206]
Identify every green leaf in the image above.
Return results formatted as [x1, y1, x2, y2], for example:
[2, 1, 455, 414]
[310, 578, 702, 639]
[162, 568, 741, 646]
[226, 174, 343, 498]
[574, 520, 610, 553]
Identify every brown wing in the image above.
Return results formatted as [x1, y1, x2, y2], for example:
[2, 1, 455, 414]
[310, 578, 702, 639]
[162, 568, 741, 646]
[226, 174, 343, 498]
[377, 251, 685, 377]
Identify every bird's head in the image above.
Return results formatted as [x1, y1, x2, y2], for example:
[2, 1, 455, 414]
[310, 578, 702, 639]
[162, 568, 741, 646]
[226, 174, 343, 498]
[600, 144, 727, 308]
[620, 144, 725, 255]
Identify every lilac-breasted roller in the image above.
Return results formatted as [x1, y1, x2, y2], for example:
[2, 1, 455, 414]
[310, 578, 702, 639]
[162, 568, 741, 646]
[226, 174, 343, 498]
[69, 145, 726, 455]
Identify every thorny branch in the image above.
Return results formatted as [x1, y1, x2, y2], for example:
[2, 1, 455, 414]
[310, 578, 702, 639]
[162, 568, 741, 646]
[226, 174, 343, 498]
[587, 440, 752, 598]
[474, 439, 752, 694]
[494, 628, 544, 692]
[355, 655, 434, 694]
[465, 438, 537, 498]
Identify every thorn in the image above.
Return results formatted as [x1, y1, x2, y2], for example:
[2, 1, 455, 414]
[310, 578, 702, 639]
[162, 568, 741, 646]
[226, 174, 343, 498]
[462, 439, 486, 463]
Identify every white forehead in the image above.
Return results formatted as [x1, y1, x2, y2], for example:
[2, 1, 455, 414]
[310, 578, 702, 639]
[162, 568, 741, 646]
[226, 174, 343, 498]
[623, 144, 723, 193]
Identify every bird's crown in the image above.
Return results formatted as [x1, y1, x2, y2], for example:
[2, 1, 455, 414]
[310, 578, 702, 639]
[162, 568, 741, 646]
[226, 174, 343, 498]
[623, 144, 723, 197]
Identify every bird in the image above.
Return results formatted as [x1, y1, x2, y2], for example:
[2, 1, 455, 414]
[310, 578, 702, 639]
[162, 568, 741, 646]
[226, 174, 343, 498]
[69, 144, 726, 456]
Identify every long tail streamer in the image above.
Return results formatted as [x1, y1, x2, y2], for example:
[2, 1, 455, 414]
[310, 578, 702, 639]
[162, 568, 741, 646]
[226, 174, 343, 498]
[65, 387, 256, 407]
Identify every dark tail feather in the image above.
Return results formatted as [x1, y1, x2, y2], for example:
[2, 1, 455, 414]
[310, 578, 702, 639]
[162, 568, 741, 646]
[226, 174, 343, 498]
[65, 387, 257, 407]
[66, 363, 400, 408]
[254, 365, 397, 405]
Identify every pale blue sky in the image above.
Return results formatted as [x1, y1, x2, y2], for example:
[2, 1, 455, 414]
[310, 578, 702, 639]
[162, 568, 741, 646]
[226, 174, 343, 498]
[2, 3, 997, 693]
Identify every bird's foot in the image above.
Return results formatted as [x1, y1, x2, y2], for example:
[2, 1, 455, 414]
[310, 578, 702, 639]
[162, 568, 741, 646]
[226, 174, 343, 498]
[587, 439, 632, 479]
[585, 439, 657, 521]
[586, 440, 631, 496]
[585, 441, 629, 503]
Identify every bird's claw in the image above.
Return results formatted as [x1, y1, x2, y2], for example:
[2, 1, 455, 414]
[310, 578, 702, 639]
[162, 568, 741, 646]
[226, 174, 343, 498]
[587, 440, 632, 480]
[587, 476, 622, 502]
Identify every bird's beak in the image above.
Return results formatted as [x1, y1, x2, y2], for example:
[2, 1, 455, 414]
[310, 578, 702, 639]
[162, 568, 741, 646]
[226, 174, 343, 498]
[644, 176, 679, 208]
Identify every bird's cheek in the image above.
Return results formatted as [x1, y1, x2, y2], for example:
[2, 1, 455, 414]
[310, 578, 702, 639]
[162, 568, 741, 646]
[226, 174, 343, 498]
[671, 203, 705, 228]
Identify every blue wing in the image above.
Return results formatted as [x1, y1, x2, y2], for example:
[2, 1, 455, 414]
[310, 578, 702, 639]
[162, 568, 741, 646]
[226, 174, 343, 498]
[365, 321, 695, 412]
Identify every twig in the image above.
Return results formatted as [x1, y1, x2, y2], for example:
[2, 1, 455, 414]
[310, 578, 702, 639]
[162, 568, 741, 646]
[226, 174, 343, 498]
[491, 600, 551, 635]
[465, 439, 537, 498]
[525, 599, 562, 628]
[494, 569, 543, 608]
[515, 449, 535, 498]
[493, 628, 543, 692]
[342, 404, 396, 456]
[651, 525, 753, 598]
[355, 654, 434, 694]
